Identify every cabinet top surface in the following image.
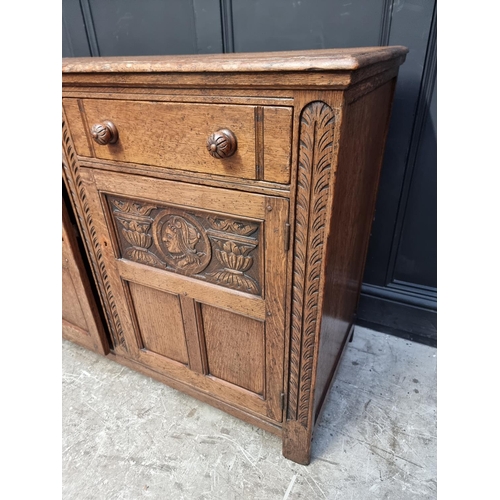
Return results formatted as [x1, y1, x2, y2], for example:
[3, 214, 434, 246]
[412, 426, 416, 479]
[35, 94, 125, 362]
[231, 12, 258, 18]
[62, 46, 408, 74]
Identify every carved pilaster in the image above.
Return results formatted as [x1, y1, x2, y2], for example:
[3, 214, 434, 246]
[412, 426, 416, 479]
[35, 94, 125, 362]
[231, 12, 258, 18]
[287, 101, 336, 426]
[62, 116, 128, 352]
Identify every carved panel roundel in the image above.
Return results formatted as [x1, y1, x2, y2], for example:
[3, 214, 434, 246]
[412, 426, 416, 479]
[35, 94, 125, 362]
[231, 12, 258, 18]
[152, 209, 211, 274]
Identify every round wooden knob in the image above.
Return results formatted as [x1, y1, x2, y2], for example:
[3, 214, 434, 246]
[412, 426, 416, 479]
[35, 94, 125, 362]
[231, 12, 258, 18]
[91, 120, 119, 145]
[206, 129, 237, 159]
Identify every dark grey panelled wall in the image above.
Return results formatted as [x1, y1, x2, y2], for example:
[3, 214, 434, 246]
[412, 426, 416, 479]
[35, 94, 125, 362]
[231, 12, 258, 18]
[62, 0, 437, 346]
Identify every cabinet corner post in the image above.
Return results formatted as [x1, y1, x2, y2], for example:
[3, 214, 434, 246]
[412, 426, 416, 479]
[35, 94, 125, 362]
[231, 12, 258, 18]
[282, 420, 313, 465]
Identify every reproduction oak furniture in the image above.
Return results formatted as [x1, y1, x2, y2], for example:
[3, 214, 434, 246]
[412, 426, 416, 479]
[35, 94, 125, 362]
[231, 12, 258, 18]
[62, 47, 407, 465]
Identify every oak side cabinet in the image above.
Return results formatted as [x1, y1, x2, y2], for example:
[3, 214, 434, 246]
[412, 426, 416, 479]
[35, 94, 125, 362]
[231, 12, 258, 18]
[62, 47, 407, 465]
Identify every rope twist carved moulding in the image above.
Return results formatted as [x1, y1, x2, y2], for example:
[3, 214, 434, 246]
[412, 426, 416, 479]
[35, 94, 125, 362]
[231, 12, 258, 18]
[62, 118, 128, 351]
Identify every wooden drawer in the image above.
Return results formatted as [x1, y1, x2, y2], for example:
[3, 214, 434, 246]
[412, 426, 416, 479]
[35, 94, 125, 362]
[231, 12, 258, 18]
[63, 98, 293, 184]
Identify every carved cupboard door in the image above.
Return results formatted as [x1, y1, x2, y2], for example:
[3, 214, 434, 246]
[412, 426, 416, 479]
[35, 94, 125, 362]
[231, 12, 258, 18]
[82, 168, 289, 422]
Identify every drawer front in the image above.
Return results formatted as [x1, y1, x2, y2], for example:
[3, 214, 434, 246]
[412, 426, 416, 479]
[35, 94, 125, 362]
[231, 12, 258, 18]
[82, 168, 289, 423]
[63, 98, 292, 184]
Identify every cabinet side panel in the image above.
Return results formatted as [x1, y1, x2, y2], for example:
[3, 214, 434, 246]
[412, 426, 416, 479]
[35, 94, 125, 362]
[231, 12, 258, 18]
[313, 80, 397, 420]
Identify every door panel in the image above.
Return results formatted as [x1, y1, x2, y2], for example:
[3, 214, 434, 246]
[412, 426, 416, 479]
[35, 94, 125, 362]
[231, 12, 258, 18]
[62, 269, 89, 331]
[107, 193, 264, 296]
[117, 259, 266, 321]
[127, 281, 188, 364]
[201, 304, 265, 395]
[81, 167, 288, 422]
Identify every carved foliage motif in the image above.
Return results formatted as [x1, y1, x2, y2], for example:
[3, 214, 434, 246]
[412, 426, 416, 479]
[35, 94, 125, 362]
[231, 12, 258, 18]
[62, 117, 127, 351]
[109, 196, 261, 295]
[206, 216, 258, 236]
[111, 199, 164, 269]
[287, 101, 336, 426]
[207, 239, 259, 294]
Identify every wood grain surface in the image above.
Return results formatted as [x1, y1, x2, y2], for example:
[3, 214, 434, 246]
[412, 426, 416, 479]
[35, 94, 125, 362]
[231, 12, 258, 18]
[128, 281, 189, 364]
[76, 164, 289, 423]
[64, 98, 292, 183]
[201, 304, 265, 395]
[62, 47, 407, 465]
[63, 47, 408, 73]
[62, 198, 108, 355]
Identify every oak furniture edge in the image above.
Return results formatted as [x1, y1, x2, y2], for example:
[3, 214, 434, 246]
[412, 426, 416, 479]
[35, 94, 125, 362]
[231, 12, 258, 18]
[62, 47, 408, 74]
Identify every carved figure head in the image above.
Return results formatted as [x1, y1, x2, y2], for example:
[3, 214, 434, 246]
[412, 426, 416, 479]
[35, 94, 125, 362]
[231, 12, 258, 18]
[162, 216, 202, 265]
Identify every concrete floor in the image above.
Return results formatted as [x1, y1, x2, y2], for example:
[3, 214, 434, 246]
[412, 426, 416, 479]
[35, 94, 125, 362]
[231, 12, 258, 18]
[62, 326, 437, 499]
